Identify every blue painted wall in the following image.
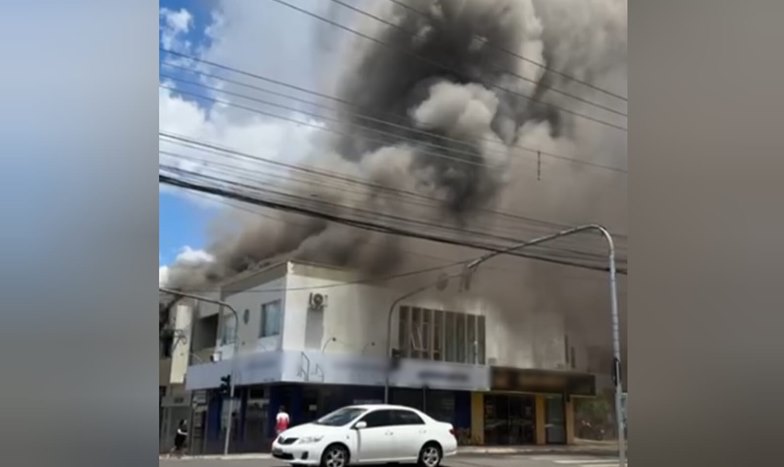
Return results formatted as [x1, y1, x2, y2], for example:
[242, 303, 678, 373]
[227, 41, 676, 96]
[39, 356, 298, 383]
[454, 391, 471, 429]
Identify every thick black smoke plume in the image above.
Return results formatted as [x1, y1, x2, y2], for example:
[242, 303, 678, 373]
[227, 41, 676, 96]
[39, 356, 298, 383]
[162, 0, 627, 299]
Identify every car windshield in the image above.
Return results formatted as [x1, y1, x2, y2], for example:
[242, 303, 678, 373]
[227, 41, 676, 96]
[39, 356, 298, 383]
[314, 407, 367, 426]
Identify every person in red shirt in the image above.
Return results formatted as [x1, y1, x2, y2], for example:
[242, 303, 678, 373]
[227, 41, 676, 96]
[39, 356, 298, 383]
[275, 406, 290, 436]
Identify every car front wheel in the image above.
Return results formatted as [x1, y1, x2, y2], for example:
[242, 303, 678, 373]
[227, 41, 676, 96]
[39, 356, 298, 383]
[418, 443, 442, 467]
[320, 444, 349, 467]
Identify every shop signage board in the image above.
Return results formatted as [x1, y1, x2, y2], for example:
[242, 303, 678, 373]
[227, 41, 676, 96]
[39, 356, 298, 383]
[490, 367, 596, 396]
[186, 350, 491, 391]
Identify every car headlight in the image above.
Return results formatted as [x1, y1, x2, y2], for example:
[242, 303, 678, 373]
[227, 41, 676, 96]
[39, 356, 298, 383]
[298, 436, 324, 444]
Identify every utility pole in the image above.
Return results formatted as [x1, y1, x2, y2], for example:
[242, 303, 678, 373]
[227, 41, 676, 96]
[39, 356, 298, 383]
[460, 224, 626, 467]
[382, 224, 626, 467]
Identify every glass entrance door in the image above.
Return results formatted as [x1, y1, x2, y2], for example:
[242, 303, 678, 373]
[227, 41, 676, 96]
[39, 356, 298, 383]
[484, 394, 535, 445]
[511, 395, 536, 444]
[483, 394, 508, 445]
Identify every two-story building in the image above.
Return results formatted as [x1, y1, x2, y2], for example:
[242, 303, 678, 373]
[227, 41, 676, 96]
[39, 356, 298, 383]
[165, 258, 601, 454]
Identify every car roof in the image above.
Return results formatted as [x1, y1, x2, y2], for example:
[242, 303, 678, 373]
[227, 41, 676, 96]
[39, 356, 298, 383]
[347, 404, 424, 412]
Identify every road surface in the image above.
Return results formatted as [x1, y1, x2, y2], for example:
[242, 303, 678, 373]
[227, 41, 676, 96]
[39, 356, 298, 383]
[160, 453, 622, 467]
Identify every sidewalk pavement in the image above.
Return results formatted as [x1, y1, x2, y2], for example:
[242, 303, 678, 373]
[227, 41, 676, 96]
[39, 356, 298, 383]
[458, 439, 621, 456]
[161, 440, 621, 461]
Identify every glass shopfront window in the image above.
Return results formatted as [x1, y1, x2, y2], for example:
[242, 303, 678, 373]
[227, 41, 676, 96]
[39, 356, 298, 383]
[545, 395, 566, 444]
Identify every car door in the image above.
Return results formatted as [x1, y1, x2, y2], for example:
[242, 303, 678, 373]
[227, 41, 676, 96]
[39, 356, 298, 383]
[354, 409, 395, 463]
[389, 409, 428, 461]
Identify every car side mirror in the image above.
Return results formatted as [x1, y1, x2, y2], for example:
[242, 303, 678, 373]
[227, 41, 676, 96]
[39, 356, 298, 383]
[353, 421, 367, 430]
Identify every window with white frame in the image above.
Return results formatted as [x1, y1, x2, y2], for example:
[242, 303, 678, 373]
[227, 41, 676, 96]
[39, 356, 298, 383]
[220, 313, 235, 346]
[398, 306, 486, 364]
[259, 300, 282, 337]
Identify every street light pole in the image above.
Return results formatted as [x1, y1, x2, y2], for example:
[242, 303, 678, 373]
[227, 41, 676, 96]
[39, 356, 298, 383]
[459, 224, 626, 467]
[383, 272, 462, 404]
[160, 287, 241, 456]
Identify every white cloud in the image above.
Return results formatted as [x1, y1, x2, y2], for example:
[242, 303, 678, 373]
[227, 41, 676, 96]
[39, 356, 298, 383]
[162, 7, 193, 33]
[160, 7, 194, 51]
[159, 84, 324, 207]
[159, 246, 214, 286]
[159, 265, 170, 286]
[159, 2, 338, 211]
[176, 246, 214, 264]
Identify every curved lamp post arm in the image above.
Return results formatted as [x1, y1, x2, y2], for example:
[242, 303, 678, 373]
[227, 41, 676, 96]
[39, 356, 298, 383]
[459, 224, 625, 467]
[383, 272, 463, 403]
[464, 224, 603, 270]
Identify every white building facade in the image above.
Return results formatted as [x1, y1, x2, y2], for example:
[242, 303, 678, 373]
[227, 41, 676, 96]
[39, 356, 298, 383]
[164, 259, 599, 453]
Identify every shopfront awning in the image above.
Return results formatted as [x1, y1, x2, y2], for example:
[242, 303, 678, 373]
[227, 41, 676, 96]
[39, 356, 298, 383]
[490, 367, 596, 396]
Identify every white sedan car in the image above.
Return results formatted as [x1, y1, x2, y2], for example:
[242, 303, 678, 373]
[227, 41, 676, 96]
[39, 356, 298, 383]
[271, 404, 457, 467]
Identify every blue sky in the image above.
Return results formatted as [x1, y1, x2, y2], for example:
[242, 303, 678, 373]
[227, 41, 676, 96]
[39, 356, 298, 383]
[158, 0, 327, 275]
[158, 0, 207, 265]
[159, 190, 216, 265]
[159, 0, 216, 267]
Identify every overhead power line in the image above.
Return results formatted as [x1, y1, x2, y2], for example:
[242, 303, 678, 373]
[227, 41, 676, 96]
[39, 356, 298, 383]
[159, 132, 630, 258]
[160, 49, 628, 173]
[159, 172, 627, 275]
[160, 155, 619, 263]
[162, 72, 518, 168]
[188, 189, 620, 282]
[159, 133, 630, 256]
[384, 0, 628, 101]
[163, 78, 627, 197]
[160, 82, 499, 171]
[329, 0, 627, 117]
[168, 256, 470, 294]
[266, 0, 627, 132]
[160, 67, 627, 175]
[160, 161, 615, 265]
[160, 149, 627, 259]
[159, 132, 628, 242]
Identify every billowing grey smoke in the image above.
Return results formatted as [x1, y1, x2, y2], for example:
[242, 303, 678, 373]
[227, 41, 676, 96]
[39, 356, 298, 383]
[330, 0, 549, 214]
[163, 0, 627, 299]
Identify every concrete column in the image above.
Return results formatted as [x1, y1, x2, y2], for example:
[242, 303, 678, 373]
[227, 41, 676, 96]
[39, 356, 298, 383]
[535, 395, 546, 445]
[565, 398, 575, 445]
[470, 392, 484, 445]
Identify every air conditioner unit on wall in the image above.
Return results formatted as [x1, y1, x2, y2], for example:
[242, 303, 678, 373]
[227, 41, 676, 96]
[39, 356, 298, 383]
[308, 293, 327, 312]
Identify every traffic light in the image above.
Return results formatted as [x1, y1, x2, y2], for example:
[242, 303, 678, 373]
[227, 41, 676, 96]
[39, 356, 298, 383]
[219, 374, 231, 397]
[612, 357, 621, 386]
[390, 348, 402, 370]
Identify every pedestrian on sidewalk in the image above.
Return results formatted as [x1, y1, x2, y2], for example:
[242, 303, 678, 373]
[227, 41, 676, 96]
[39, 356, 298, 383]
[275, 406, 290, 436]
[168, 419, 188, 458]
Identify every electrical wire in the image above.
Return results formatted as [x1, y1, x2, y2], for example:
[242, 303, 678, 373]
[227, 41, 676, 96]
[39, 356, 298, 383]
[160, 153, 620, 262]
[160, 151, 627, 263]
[190, 189, 622, 282]
[160, 131, 628, 241]
[159, 138, 628, 256]
[160, 69, 628, 175]
[329, 0, 627, 117]
[170, 257, 470, 294]
[384, 0, 628, 101]
[160, 80, 510, 171]
[160, 50, 628, 173]
[161, 161, 615, 264]
[266, 0, 627, 131]
[160, 171, 627, 274]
